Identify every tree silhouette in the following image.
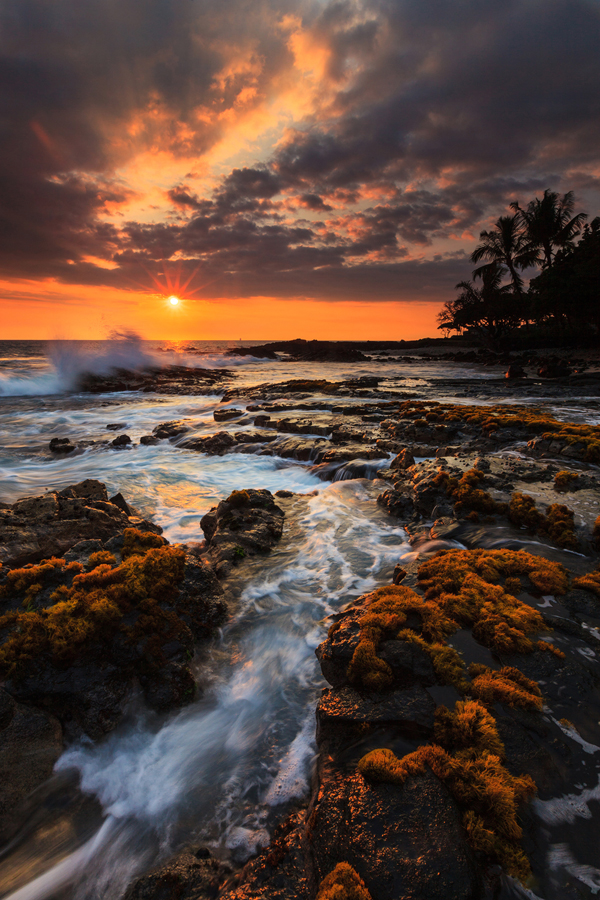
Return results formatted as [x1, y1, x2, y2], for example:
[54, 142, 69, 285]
[510, 190, 587, 269]
[528, 216, 600, 333]
[437, 265, 521, 350]
[470, 214, 540, 296]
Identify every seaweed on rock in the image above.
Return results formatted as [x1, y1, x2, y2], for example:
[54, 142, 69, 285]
[358, 733, 536, 879]
[317, 863, 373, 900]
[0, 542, 187, 675]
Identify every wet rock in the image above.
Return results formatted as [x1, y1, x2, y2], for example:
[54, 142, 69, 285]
[390, 448, 415, 470]
[308, 764, 479, 900]
[219, 812, 309, 900]
[76, 364, 230, 395]
[253, 415, 271, 426]
[377, 488, 414, 520]
[0, 688, 63, 844]
[317, 683, 436, 738]
[505, 364, 527, 379]
[112, 433, 132, 447]
[214, 408, 244, 422]
[2, 545, 226, 739]
[49, 437, 75, 454]
[140, 434, 160, 445]
[538, 360, 572, 378]
[227, 339, 368, 363]
[109, 492, 132, 515]
[106, 423, 128, 431]
[0, 479, 161, 567]
[200, 489, 284, 578]
[124, 849, 225, 900]
[182, 432, 238, 455]
[276, 419, 332, 437]
[429, 517, 461, 540]
[153, 421, 190, 439]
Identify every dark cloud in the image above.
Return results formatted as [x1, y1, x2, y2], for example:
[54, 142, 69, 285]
[1, 0, 599, 307]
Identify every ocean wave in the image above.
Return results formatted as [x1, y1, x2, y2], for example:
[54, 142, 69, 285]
[0, 333, 261, 397]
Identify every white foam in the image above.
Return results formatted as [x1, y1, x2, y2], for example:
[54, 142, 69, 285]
[533, 775, 600, 824]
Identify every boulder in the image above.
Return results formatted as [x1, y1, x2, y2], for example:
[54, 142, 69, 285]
[200, 489, 284, 578]
[49, 438, 75, 454]
[123, 849, 225, 900]
[0, 480, 161, 567]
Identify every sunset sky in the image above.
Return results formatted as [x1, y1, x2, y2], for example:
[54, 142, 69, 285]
[1, 0, 599, 339]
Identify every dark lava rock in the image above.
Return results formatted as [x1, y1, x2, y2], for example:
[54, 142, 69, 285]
[0, 688, 63, 844]
[0, 479, 161, 567]
[140, 435, 160, 445]
[505, 364, 527, 379]
[317, 683, 436, 739]
[2, 543, 226, 740]
[214, 408, 244, 422]
[49, 437, 75, 454]
[200, 489, 284, 578]
[537, 360, 572, 378]
[112, 433, 132, 447]
[377, 488, 414, 520]
[390, 448, 415, 469]
[182, 432, 238, 455]
[152, 421, 190, 440]
[76, 364, 230, 395]
[227, 339, 368, 363]
[106, 423, 128, 431]
[124, 849, 225, 900]
[308, 763, 479, 900]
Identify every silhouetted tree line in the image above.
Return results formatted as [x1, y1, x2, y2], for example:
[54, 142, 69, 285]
[438, 190, 600, 349]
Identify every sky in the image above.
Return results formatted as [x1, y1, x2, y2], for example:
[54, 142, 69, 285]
[1, 0, 599, 340]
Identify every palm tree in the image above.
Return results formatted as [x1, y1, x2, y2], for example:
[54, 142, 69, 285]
[437, 264, 521, 350]
[510, 190, 587, 269]
[470, 214, 540, 295]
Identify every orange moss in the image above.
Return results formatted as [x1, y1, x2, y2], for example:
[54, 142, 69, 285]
[554, 471, 579, 492]
[347, 549, 565, 692]
[417, 547, 568, 599]
[434, 468, 503, 515]
[393, 401, 600, 462]
[468, 664, 543, 711]
[347, 584, 458, 691]
[508, 493, 544, 532]
[122, 528, 166, 559]
[317, 863, 372, 900]
[0, 545, 186, 675]
[572, 567, 600, 599]
[542, 504, 578, 550]
[358, 741, 535, 880]
[87, 550, 117, 569]
[434, 699, 505, 757]
[0, 558, 81, 596]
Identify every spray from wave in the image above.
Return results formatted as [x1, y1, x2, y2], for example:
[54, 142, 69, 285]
[0, 333, 260, 398]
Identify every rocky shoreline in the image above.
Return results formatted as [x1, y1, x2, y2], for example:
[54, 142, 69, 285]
[2, 371, 600, 899]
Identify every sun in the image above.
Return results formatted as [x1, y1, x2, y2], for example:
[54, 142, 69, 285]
[168, 295, 179, 306]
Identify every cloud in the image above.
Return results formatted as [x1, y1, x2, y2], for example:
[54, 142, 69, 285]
[1, 0, 599, 308]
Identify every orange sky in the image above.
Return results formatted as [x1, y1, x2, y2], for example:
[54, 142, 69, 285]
[0, 280, 441, 341]
[2, 0, 598, 340]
